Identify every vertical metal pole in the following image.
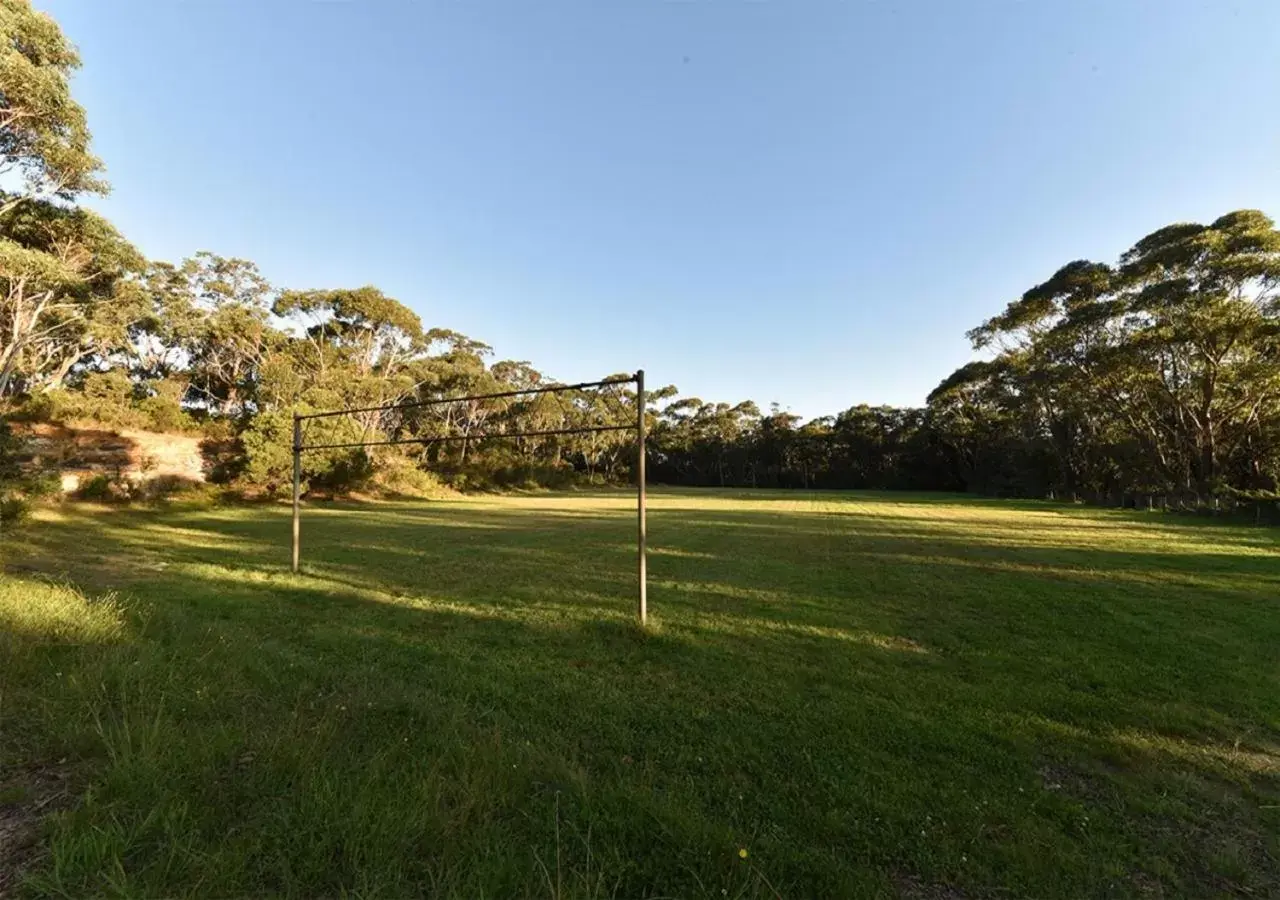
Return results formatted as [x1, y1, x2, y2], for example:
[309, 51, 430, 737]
[636, 369, 647, 624]
[291, 413, 302, 574]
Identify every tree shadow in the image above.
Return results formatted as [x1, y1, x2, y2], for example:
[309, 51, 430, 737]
[4, 490, 1279, 896]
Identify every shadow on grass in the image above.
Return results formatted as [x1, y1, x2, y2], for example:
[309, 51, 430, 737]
[3, 490, 1279, 897]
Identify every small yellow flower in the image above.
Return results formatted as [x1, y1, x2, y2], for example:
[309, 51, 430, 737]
[738, 848, 749, 860]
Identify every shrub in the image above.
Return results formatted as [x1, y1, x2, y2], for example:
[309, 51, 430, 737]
[310, 449, 375, 495]
[0, 419, 25, 484]
[6, 391, 63, 423]
[76, 473, 132, 503]
[201, 418, 236, 442]
[0, 494, 30, 526]
[201, 435, 245, 485]
[10, 377, 202, 435]
[137, 394, 195, 433]
[75, 473, 113, 502]
[21, 471, 63, 499]
[239, 410, 392, 497]
[238, 410, 295, 496]
[78, 371, 136, 424]
[369, 453, 450, 499]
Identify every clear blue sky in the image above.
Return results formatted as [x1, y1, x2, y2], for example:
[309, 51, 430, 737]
[45, 0, 1280, 418]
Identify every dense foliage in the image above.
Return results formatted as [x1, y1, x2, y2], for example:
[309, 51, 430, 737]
[931, 214, 1280, 504]
[0, 0, 1277, 506]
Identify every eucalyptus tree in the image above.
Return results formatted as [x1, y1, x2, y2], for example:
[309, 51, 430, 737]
[0, 0, 106, 212]
[1113, 210, 1280, 492]
[940, 209, 1280, 499]
[0, 197, 143, 397]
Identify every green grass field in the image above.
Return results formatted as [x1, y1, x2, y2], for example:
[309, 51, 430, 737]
[2, 489, 1278, 898]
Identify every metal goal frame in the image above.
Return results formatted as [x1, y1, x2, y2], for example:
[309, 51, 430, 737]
[289, 370, 649, 623]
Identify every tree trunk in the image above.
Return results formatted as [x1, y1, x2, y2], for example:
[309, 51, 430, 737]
[38, 349, 86, 393]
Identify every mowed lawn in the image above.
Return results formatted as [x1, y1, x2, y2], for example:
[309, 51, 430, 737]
[2, 490, 1278, 898]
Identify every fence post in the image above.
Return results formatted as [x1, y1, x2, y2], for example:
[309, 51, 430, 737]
[636, 369, 647, 625]
[292, 412, 302, 574]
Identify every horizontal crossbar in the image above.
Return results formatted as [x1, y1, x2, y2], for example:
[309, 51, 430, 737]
[297, 375, 638, 422]
[299, 423, 635, 452]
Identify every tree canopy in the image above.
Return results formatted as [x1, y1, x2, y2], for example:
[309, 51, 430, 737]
[0, 0, 105, 209]
[1, 0, 1277, 511]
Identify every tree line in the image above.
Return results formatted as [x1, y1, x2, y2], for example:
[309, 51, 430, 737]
[1, 0, 1278, 510]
